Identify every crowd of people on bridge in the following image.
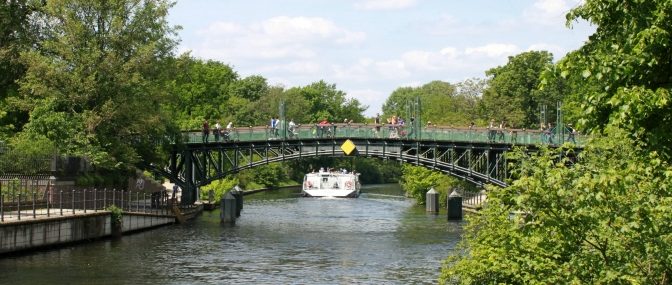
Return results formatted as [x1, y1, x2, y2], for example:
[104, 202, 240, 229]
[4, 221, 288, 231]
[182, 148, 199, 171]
[198, 115, 579, 144]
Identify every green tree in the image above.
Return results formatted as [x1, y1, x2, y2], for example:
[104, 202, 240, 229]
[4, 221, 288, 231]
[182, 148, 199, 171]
[16, 0, 178, 169]
[0, 0, 42, 138]
[165, 54, 239, 129]
[480, 51, 564, 129]
[560, 0, 672, 159]
[441, 130, 672, 284]
[284, 80, 366, 123]
[382, 80, 482, 127]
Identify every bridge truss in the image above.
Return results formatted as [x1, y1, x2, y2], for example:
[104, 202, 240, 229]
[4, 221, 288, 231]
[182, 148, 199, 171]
[153, 138, 512, 205]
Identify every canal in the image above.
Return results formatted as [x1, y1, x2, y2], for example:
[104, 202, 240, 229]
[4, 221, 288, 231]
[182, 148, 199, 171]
[0, 184, 463, 284]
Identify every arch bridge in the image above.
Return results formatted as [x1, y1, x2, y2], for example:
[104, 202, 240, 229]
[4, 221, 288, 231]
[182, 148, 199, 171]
[152, 123, 585, 205]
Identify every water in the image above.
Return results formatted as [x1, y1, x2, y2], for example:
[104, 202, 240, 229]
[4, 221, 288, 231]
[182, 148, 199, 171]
[0, 184, 463, 284]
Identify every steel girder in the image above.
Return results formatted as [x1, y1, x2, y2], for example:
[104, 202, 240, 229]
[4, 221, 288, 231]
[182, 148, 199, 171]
[153, 139, 512, 204]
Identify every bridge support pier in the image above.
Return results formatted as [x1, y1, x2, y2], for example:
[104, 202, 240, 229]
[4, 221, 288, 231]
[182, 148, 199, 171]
[426, 187, 439, 214]
[447, 190, 462, 220]
[220, 191, 237, 225]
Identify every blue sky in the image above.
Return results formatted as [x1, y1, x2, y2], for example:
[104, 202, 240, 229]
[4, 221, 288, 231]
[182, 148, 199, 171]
[168, 0, 594, 116]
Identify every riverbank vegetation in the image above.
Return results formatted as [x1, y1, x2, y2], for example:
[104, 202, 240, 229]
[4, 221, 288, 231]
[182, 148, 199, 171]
[441, 0, 672, 283]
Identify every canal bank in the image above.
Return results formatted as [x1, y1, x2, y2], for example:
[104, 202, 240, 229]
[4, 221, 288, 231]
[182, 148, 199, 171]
[0, 211, 175, 255]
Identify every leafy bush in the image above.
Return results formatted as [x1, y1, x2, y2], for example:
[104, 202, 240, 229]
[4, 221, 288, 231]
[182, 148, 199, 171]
[441, 129, 672, 284]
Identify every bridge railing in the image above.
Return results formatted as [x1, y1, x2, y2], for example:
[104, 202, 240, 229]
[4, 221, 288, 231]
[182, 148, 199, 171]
[180, 123, 587, 146]
[0, 181, 171, 223]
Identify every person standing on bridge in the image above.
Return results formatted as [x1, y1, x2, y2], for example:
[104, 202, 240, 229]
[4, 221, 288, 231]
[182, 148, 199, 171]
[567, 124, 577, 144]
[202, 120, 210, 143]
[288, 119, 297, 138]
[374, 113, 381, 138]
[214, 120, 222, 142]
[269, 117, 277, 138]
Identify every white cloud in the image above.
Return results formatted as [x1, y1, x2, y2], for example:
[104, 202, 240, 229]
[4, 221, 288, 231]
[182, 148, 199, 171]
[347, 89, 385, 113]
[189, 17, 366, 62]
[524, 0, 581, 26]
[465, 43, 520, 58]
[257, 61, 322, 74]
[354, 0, 419, 10]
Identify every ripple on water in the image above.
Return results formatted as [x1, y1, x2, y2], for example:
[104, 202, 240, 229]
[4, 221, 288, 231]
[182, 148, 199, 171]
[0, 185, 462, 285]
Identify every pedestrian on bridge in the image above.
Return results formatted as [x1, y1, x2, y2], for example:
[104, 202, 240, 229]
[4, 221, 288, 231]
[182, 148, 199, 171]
[202, 120, 210, 143]
[374, 113, 381, 138]
[214, 120, 221, 142]
[567, 124, 577, 144]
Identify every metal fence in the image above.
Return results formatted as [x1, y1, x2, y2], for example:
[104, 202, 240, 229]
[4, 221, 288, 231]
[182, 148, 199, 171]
[0, 180, 172, 223]
[459, 188, 487, 208]
[181, 123, 588, 147]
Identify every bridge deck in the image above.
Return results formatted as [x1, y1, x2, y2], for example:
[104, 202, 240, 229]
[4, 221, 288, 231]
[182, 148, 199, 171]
[181, 123, 585, 146]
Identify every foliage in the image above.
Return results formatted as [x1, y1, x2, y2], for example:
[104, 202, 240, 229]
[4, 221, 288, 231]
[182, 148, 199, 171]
[200, 175, 238, 201]
[107, 204, 123, 224]
[15, 0, 179, 170]
[382, 80, 482, 126]
[164, 54, 240, 129]
[441, 129, 672, 284]
[480, 51, 565, 129]
[281, 80, 367, 124]
[560, 0, 672, 159]
[237, 163, 286, 189]
[0, 0, 40, 138]
[399, 165, 474, 206]
[0, 133, 55, 174]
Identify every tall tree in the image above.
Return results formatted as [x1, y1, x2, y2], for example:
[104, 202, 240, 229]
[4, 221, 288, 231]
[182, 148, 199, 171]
[382, 80, 481, 126]
[16, 0, 178, 169]
[560, 0, 672, 158]
[442, 1, 672, 283]
[283, 80, 366, 123]
[165, 54, 239, 129]
[480, 51, 563, 129]
[0, 0, 41, 137]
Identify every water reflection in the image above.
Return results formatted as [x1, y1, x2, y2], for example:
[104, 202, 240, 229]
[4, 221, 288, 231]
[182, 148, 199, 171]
[0, 184, 462, 284]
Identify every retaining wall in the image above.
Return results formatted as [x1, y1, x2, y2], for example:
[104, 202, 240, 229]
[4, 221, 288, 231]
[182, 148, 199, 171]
[0, 212, 174, 255]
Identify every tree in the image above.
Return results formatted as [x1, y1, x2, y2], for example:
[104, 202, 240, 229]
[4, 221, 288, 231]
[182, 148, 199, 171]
[16, 0, 179, 169]
[165, 54, 239, 129]
[283, 80, 366, 123]
[480, 51, 564, 129]
[441, 130, 672, 284]
[560, 0, 672, 159]
[0, 0, 42, 138]
[382, 80, 481, 126]
[442, 1, 672, 283]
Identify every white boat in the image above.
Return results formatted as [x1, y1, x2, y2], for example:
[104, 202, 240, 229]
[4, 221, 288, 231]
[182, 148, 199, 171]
[302, 169, 361, 198]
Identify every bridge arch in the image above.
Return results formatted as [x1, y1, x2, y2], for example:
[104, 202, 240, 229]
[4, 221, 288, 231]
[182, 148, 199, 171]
[152, 138, 511, 205]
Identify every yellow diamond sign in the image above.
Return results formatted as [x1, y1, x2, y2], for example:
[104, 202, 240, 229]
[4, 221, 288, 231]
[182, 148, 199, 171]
[341, 139, 356, 155]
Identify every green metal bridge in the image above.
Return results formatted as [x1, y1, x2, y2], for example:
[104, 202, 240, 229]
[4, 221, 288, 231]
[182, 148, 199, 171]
[153, 122, 585, 205]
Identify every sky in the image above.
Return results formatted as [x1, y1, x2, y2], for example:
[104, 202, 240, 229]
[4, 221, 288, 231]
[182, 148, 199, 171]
[167, 0, 594, 117]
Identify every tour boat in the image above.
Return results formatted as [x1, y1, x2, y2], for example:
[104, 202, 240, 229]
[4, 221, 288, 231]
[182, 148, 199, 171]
[302, 169, 361, 198]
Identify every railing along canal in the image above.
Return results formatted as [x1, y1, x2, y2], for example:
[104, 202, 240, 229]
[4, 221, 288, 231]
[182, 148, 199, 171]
[0, 180, 171, 223]
[178, 123, 586, 146]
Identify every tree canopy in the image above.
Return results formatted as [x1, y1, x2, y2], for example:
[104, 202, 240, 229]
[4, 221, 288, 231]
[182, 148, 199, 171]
[442, 1, 672, 283]
[15, 0, 179, 169]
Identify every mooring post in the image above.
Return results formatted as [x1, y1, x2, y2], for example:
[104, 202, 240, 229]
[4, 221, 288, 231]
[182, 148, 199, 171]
[220, 190, 237, 225]
[426, 187, 439, 214]
[447, 189, 463, 220]
[232, 185, 244, 217]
